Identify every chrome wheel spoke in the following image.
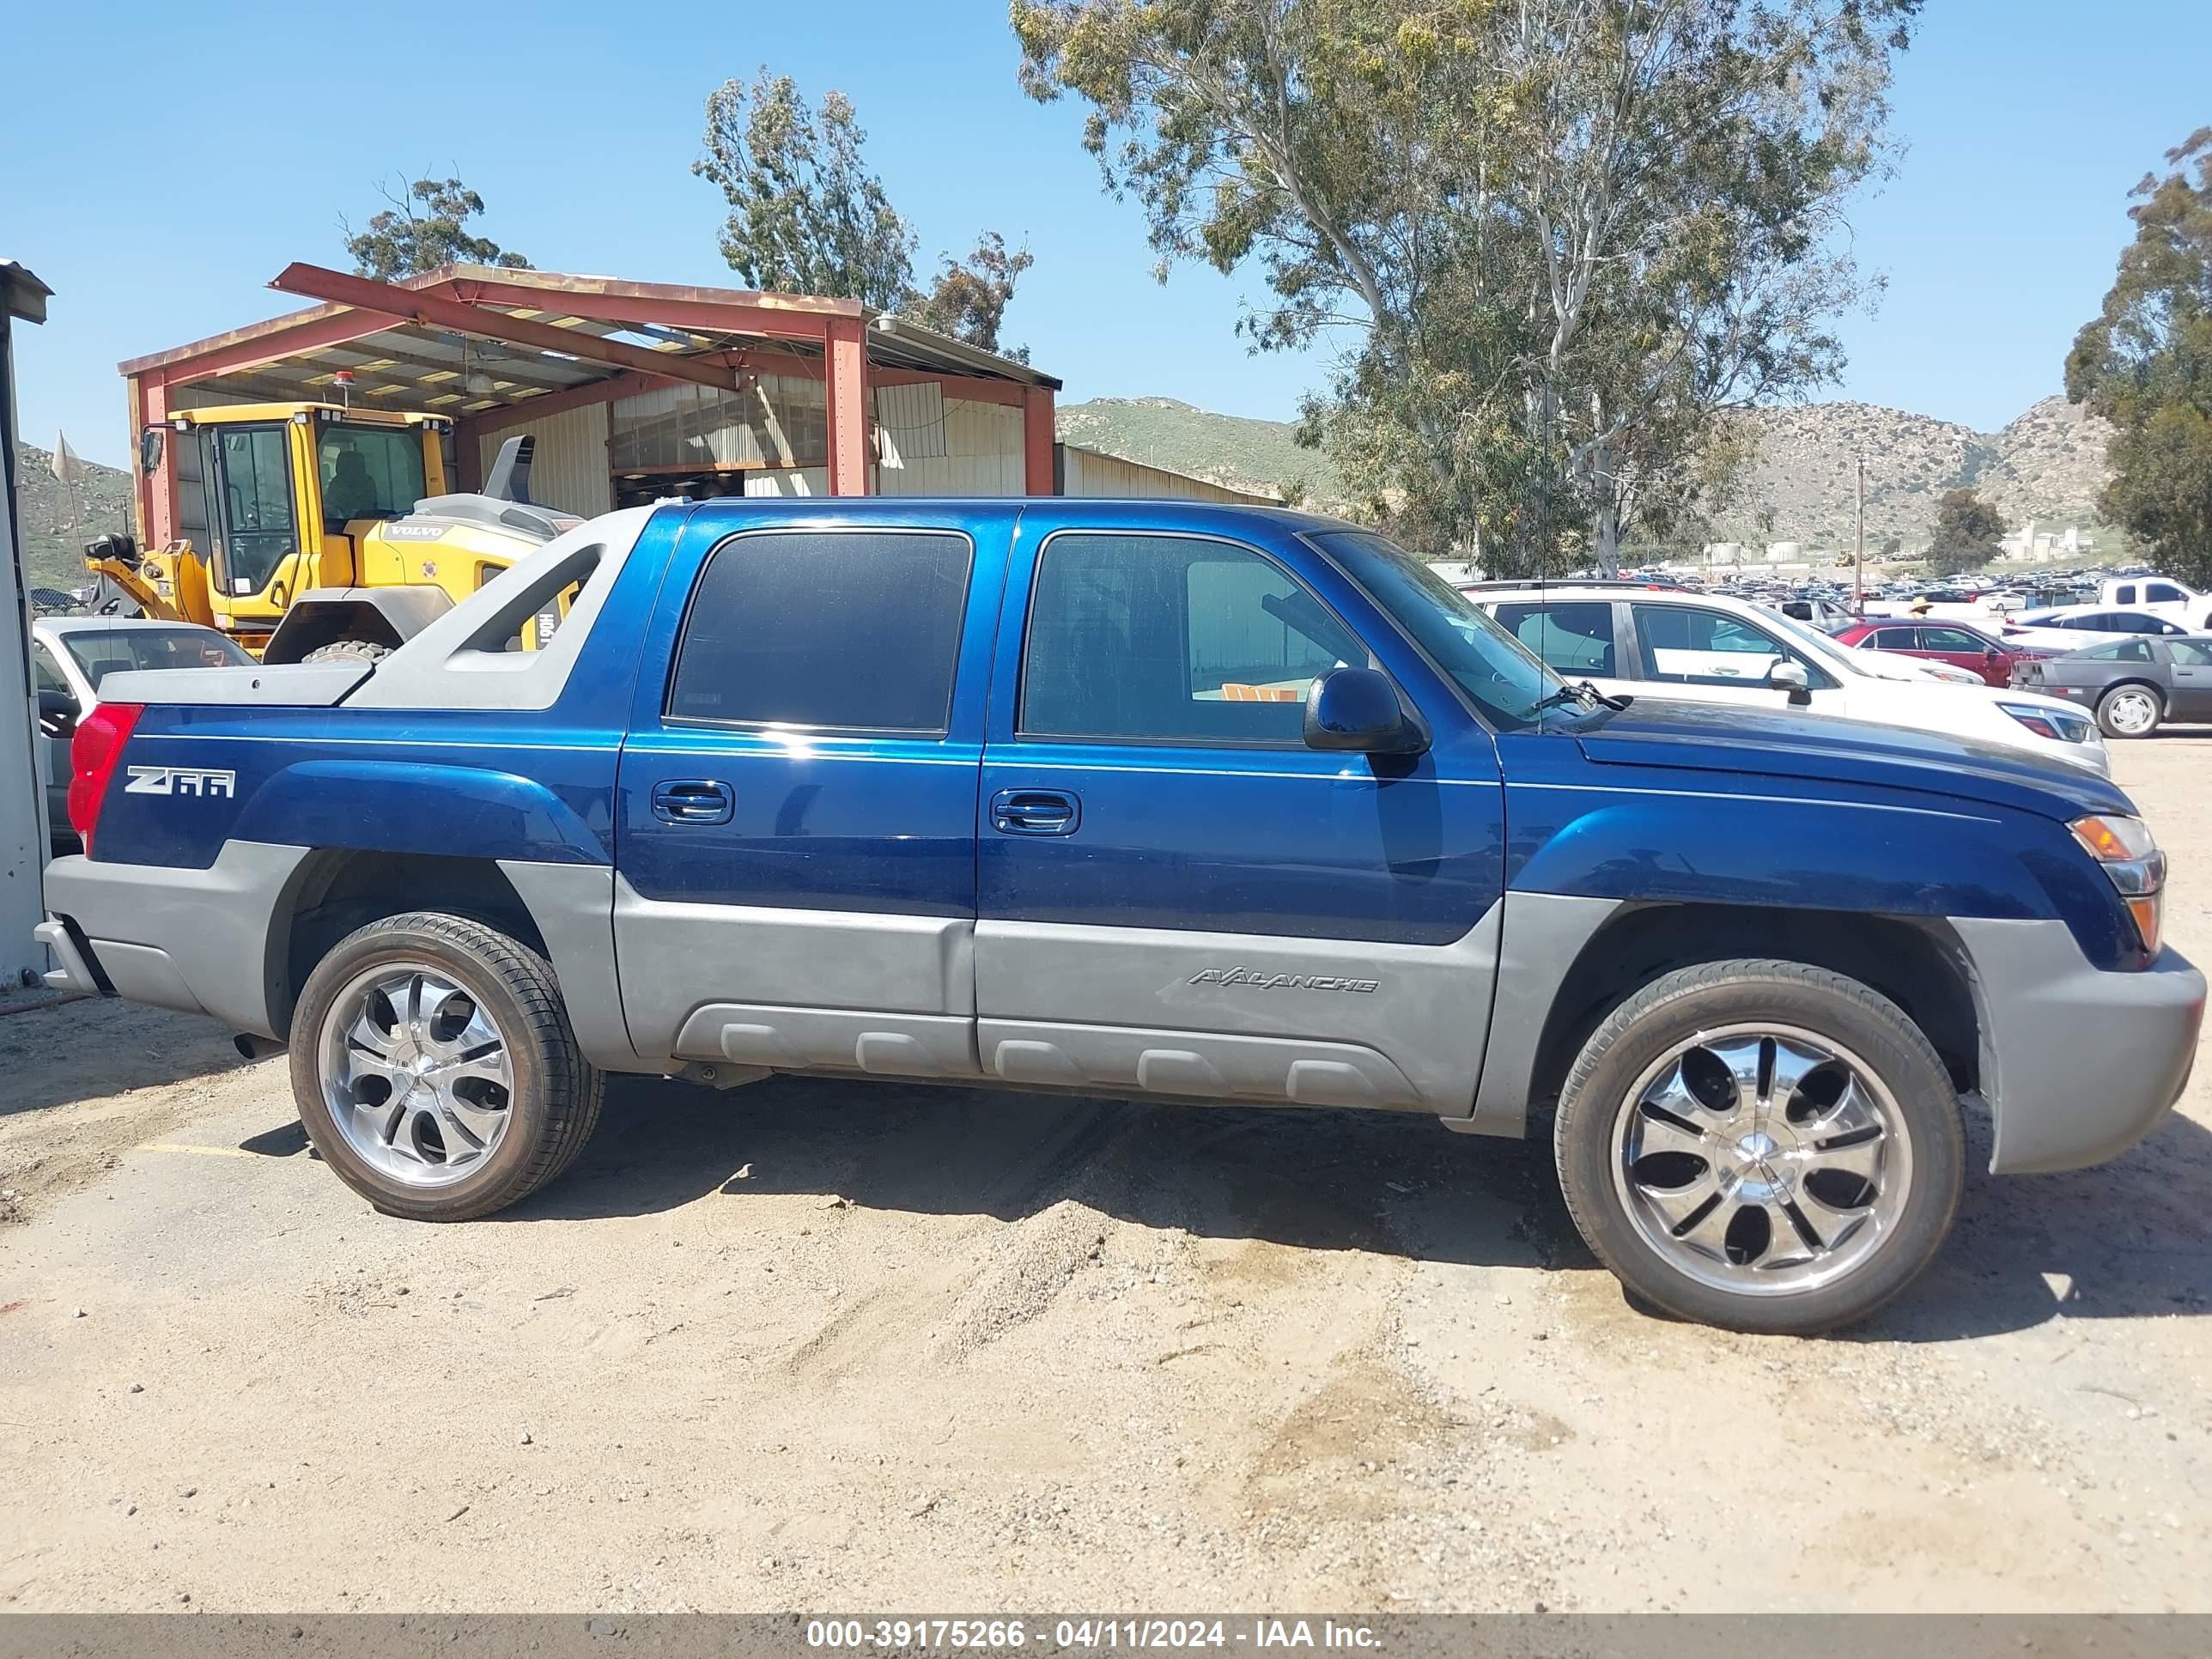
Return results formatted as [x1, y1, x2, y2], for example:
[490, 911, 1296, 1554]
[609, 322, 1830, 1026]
[1640, 1059, 1710, 1124]
[1632, 1163, 1729, 1246]
[1765, 1038, 1828, 1127]
[1794, 1185, 1870, 1253]
[391, 1101, 445, 1167]
[350, 1095, 404, 1149]
[434, 1080, 507, 1149]
[1626, 1101, 1713, 1162]
[1753, 1197, 1815, 1270]
[1802, 1124, 1885, 1190]
[1670, 1189, 1742, 1261]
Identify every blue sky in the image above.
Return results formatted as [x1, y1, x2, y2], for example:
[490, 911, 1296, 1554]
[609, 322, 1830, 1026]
[3, 0, 2208, 467]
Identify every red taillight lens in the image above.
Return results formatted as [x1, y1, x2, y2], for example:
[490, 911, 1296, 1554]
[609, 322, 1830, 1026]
[67, 702, 143, 854]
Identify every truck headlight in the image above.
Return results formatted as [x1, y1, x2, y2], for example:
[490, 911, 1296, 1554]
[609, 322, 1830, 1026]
[2070, 813, 2166, 953]
[2001, 701, 2095, 744]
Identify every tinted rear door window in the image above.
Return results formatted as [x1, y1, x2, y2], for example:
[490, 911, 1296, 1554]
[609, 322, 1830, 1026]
[666, 529, 972, 732]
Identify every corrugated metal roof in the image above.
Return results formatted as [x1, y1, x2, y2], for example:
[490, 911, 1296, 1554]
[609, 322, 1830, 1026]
[119, 263, 1058, 413]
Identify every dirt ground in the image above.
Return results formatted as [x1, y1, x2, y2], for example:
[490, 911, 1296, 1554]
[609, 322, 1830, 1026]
[2, 739, 2207, 1615]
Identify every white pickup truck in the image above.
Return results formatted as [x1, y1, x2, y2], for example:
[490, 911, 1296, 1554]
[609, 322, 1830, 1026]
[2095, 576, 2212, 629]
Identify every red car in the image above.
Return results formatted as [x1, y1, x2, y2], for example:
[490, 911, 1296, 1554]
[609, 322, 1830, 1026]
[1832, 618, 2041, 688]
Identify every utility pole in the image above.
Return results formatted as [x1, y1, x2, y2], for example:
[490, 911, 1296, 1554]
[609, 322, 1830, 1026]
[1854, 456, 1866, 615]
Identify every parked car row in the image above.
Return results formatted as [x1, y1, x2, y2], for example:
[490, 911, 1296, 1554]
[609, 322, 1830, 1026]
[1457, 582, 2112, 775]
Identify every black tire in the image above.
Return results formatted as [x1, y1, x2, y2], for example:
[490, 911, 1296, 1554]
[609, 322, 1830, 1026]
[289, 913, 603, 1221]
[301, 639, 393, 665]
[2095, 682, 2163, 739]
[1553, 959, 1964, 1336]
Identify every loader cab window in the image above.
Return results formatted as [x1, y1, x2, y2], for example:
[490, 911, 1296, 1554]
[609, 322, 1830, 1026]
[319, 426, 427, 530]
[210, 425, 296, 597]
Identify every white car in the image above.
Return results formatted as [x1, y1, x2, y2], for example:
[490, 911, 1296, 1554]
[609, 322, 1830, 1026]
[31, 616, 252, 848]
[2000, 605, 2203, 655]
[1462, 583, 2110, 776]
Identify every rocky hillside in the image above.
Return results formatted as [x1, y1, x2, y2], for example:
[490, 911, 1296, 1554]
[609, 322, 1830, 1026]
[1713, 395, 2115, 548]
[1059, 393, 2116, 550]
[12, 439, 134, 592]
[1058, 398, 1344, 505]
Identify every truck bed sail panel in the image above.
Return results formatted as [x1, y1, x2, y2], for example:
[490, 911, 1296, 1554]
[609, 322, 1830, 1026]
[95, 661, 374, 708]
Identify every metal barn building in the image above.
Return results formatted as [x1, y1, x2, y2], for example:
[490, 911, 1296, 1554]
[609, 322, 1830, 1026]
[118, 264, 1272, 544]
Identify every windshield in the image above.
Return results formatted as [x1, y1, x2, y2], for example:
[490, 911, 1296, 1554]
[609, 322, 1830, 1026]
[62, 628, 252, 694]
[319, 425, 427, 530]
[1308, 531, 1565, 730]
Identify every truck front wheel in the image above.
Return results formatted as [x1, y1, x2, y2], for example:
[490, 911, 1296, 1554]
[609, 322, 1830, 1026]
[289, 913, 603, 1221]
[1553, 960, 1963, 1335]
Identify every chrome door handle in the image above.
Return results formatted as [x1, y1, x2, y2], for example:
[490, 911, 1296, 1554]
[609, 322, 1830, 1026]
[651, 779, 734, 825]
[990, 787, 1081, 836]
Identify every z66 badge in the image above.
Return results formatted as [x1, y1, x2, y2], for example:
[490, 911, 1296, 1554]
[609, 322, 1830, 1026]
[123, 765, 237, 799]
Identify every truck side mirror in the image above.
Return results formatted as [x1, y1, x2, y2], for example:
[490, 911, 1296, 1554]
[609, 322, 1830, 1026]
[1304, 666, 1426, 755]
[1768, 659, 1813, 707]
[139, 427, 163, 476]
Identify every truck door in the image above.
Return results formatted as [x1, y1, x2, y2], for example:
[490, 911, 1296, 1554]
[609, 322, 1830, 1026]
[971, 514, 1506, 1115]
[611, 511, 1000, 1076]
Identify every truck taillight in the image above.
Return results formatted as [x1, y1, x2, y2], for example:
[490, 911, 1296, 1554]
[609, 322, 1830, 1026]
[67, 703, 144, 855]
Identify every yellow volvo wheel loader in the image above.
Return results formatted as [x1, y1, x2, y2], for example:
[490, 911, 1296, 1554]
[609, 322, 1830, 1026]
[84, 404, 575, 662]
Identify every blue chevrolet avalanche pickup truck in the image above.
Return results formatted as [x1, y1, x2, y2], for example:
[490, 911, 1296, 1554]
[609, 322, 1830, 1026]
[35, 499, 2205, 1333]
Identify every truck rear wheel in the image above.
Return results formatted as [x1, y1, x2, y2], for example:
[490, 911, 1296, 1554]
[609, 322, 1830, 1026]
[289, 913, 602, 1221]
[1553, 960, 1963, 1335]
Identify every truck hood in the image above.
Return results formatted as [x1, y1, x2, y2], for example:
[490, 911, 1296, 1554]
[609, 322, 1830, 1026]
[1573, 697, 2132, 820]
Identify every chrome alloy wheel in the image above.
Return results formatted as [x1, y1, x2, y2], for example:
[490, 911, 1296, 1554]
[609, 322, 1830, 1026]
[2105, 687, 2160, 735]
[318, 962, 514, 1188]
[1608, 1024, 1913, 1297]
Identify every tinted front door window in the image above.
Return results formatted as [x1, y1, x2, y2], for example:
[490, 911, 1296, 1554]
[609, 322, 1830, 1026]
[1021, 533, 1364, 744]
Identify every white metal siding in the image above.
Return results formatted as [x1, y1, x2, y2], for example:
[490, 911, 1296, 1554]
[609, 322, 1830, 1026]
[876, 396, 1024, 495]
[743, 468, 831, 497]
[477, 402, 611, 518]
[873, 382, 947, 464]
[1060, 444, 1277, 505]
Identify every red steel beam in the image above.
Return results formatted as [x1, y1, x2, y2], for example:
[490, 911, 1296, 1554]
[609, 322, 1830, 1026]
[826, 318, 871, 495]
[434, 273, 842, 345]
[1024, 386, 1056, 496]
[269, 264, 741, 393]
[131, 303, 416, 390]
